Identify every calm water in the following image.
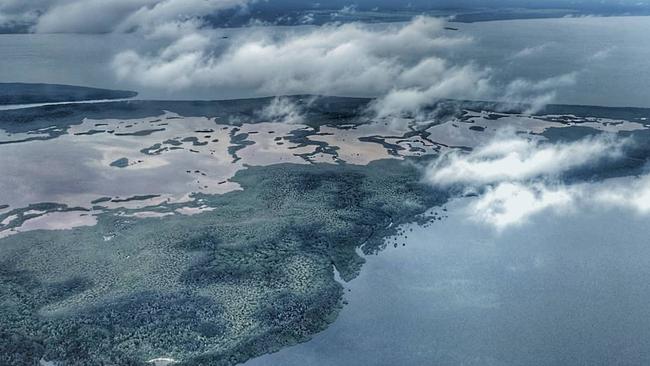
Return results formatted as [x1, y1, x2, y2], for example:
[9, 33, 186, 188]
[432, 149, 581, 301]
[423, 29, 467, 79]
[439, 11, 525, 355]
[1, 16, 650, 106]
[2, 16, 650, 365]
[247, 196, 650, 366]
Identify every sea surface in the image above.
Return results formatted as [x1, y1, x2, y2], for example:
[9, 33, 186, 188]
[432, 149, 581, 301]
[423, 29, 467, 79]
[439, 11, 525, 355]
[0, 16, 650, 107]
[2, 16, 650, 366]
[247, 194, 650, 366]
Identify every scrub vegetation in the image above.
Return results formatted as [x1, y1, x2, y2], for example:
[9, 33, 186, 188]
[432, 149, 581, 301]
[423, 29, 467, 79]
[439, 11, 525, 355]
[0, 158, 446, 365]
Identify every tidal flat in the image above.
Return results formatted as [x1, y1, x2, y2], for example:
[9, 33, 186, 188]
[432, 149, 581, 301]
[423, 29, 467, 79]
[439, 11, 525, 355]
[0, 159, 446, 365]
[1, 97, 650, 365]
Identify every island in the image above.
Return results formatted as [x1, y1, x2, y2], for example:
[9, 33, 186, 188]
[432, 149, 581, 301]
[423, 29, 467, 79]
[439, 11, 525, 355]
[0, 83, 137, 105]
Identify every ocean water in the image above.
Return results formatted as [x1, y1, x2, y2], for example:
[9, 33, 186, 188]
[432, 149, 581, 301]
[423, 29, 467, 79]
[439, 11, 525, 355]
[2, 16, 650, 366]
[0, 16, 649, 106]
[246, 195, 650, 366]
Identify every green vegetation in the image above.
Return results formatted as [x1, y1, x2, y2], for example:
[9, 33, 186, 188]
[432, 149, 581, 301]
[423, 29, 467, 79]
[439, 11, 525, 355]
[110, 158, 130, 168]
[4, 96, 647, 365]
[0, 158, 446, 366]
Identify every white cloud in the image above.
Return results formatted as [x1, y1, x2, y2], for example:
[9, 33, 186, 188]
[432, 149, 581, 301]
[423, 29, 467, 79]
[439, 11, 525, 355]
[469, 182, 574, 230]
[338, 5, 357, 15]
[427, 132, 623, 186]
[0, 0, 251, 34]
[257, 97, 308, 124]
[113, 17, 478, 96]
[431, 131, 650, 230]
[1, 2, 584, 116]
[0, 0, 45, 28]
[371, 62, 493, 118]
[114, 0, 250, 34]
[501, 72, 578, 114]
[115, 16, 562, 117]
[593, 174, 650, 213]
[509, 43, 553, 59]
[111, 15, 582, 117]
[587, 47, 615, 62]
[467, 174, 650, 231]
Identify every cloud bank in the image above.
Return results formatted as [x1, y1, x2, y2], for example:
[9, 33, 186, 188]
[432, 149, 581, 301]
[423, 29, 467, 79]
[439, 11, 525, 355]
[470, 175, 650, 231]
[1, 3, 585, 115]
[0, 0, 251, 33]
[257, 97, 308, 124]
[426, 131, 649, 230]
[113, 16, 576, 117]
[114, 17, 477, 93]
[427, 131, 623, 186]
[470, 182, 575, 230]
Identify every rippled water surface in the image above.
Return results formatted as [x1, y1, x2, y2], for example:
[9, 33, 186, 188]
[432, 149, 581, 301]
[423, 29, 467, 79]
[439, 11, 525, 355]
[247, 195, 650, 366]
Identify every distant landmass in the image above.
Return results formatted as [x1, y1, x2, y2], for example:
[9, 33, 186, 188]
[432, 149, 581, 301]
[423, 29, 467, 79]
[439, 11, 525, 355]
[2, 3, 650, 33]
[0, 83, 137, 105]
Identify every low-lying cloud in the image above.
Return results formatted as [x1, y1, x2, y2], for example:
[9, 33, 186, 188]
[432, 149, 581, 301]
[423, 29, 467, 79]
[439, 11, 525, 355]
[502, 72, 578, 114]
[425, 131, 649, 230]
[593, 174, 650, 213]
[114, 17, 477, 94]
[470, 182, 575, 230]
[113, 16, 577, 117]
[257, 97, 308, 124]
[1, 3, 589, 116]
[427, 131, 623, 186]
[469, 175, 650, 230]
[0, 0, 251, 33]
[509, 43, 554, 59]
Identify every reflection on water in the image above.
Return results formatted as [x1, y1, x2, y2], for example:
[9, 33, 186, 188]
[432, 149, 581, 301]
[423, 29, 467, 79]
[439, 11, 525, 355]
[247, 195, 650, 366]
[0, 106, 439, 237]
[0, 101, 647, 239]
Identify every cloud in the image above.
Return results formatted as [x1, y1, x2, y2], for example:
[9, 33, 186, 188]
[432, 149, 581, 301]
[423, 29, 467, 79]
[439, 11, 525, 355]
[587, 47, 615, 62]
[0, 0, 46, 29]
[371, 62, 493, 118]
[469, 182, 575, 230]
[114, 0, 251, 34]
[426, 131, 624, 186]
[593, 174, 650, 213]
[468, 174, 650, 231]
[330, 4, 359, 19]
[257, 97, 308, 124]
[501, 72, 578, 114]
[429, 131, 649, 230]
[0, 0, 251, 34]
[112, 15, 583, 117]
[2, 2, 584, 116]
[509, 43, 553, 59]
[113, 17, 478, 94]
